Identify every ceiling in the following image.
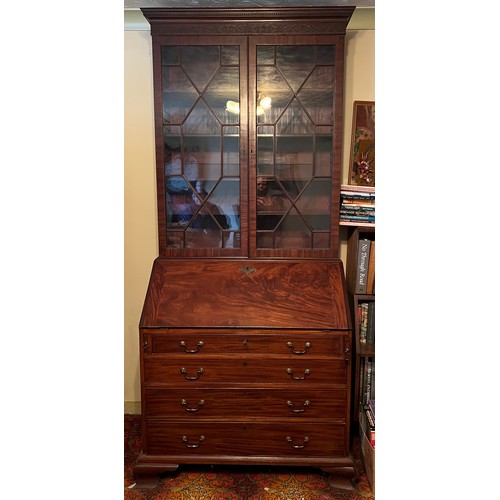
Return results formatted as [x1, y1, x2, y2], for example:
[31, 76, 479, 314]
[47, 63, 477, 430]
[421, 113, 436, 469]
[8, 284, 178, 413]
[124, 0, 375, 8]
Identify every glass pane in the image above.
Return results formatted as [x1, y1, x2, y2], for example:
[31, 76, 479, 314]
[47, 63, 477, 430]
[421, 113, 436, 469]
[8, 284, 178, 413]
[316, 128, 333, 176]
[162, 44, 240, 249]
[223, 129, 240, 177]
[257, 45, 274, 65]
[276, 46, 315, 92]
[317, 45, 335, 64]
[162, 66, 198, 124]
[275, 208, 311, 249]
[221, 45, 239, 65]
[257, 128, 274, 177]
[205, 66, 239, 124]
[256, 66, 293, 125]
[296, 179, 331, 230]
[299, 66, 334, 124]
[181, 46, 220, 92]
[162, 46, 180, 65]
[255, 44, 335, 251]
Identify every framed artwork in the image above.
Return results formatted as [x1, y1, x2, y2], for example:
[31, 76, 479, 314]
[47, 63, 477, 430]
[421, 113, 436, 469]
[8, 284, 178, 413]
[348, 101, 375, 186]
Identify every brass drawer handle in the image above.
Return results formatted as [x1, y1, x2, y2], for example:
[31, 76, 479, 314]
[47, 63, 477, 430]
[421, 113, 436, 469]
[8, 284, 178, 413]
[287, 400, 311, 413]
[286, 436, 309, 449]
[286, 341, 311, 355]
[286, 368, 311, 380]
[180, 340, 204, 353]
[180, 367, 204, 380]
[182, 435, 205, 448]
[181, 399, 205, 412]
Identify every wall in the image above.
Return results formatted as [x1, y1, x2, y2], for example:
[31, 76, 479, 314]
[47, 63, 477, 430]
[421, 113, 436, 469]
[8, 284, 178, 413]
[124, 8, 374, 412]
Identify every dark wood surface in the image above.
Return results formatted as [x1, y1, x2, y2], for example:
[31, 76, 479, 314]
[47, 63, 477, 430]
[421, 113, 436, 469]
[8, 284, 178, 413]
[346, 227, 376, 424]
[136, 259, 354, 485]
[140, 258, 350, 329]
[143, 387, 348, 420]
[135, 5, 356, 488]
[143, 6, 354, 259]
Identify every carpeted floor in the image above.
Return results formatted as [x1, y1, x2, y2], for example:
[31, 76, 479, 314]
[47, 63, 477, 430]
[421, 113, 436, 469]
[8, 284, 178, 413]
[124, 415, 374, 499]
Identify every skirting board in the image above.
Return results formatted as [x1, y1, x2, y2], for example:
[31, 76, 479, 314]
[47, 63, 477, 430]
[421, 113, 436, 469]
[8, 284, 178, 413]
[125, 401, 141, 414]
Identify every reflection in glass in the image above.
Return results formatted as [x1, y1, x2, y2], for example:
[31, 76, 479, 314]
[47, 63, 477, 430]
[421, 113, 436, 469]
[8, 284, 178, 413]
[161, 45, 240, 249]
[255, 44, 335, 250]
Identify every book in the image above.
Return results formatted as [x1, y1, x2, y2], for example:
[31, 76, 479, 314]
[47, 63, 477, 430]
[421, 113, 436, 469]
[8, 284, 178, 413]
[340, 215, 375, 222]
[362, 404, 376, 447]
[366, 240, 375, 294]
[341, 184, 375, 194]
[361, 358, 368, 406]
[340, 205, 376, 213]
[356, 239, 371, 293]
[340, 220, 375, 228]
[364, 358, 373, 405]
[340, 208, 375, 216]
[341, 193, 375, 203]
[366, 301, 375, 344]
[364, 404, 375, 428]
[359, 302, 368, 343]
[341, 193, 375, 201]
[358, 357, 365, 408]
[369, 359, 375, 400]
[360, 405, 375, 447]
[368, 399, 375, 419]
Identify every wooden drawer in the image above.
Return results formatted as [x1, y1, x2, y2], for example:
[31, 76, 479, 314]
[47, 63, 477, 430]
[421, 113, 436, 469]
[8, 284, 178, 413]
[145, 421, 346, 457]
[144, 388, 347, 421]
[143, 357, 348, 387]
[144, 329, 348, 357]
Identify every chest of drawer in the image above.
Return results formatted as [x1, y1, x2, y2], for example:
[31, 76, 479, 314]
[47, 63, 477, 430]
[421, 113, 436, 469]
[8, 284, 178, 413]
[144, 388, 348, 421]
[143, 356, 348, 387]
[143, 329, 349, 357]
[145, 421, 347, 457]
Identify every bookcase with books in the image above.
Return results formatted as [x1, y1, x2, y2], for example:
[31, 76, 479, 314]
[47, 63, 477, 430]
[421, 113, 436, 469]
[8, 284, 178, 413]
[346, 225, 375, 492]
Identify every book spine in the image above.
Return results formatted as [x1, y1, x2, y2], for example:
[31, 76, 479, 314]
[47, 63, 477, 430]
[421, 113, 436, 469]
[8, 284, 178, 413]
[359, 302, 368, 343]
[361, 357, 368, 407]
[340, 209, 375, 216]
[364, 359, 372, 405]
[368, 399, 375, 417]
[366, 301, 375, 344]
[340, 184, 375, 193]
[364, 404, 375, 428]
[366, 240, 375, 294]
[356, 239, 371, 293]
[369, 359, 375, 401]
[359, 404, 375, 448]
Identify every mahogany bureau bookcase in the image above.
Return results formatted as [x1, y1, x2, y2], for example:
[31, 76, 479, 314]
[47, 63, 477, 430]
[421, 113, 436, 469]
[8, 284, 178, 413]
[133, 5, 356, 488]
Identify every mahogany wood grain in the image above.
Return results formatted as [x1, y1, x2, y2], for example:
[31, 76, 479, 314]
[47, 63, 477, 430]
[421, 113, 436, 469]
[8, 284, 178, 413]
[144, 387, 347, 421]
[147, 329, 346, 356]
[143, 356, 348, 386]
[145, 422, 346, 456]
[140, 259, 350, 329]
[135, 5, 355, 489]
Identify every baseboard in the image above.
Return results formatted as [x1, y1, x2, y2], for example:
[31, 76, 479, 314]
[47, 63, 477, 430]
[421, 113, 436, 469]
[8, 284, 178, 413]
[125, 401, 141, 414]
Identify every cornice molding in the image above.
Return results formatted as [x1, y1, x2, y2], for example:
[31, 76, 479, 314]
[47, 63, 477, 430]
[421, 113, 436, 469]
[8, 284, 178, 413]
[124, 6, 374, 31]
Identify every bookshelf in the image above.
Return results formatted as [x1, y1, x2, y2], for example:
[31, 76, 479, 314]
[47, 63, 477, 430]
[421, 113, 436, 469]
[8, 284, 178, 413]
[346, 225, 375, 417]
[346, 225, 375, 492]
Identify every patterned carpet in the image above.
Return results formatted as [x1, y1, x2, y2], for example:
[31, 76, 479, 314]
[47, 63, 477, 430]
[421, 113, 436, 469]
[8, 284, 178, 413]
[124, 415, 374, 499]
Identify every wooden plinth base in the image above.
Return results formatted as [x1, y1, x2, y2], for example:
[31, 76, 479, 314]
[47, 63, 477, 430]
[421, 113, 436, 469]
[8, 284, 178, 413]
[133, 453, 356, 490]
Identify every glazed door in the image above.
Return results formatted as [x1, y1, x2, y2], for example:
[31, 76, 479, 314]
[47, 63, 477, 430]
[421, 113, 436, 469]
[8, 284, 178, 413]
[153, 36, 249, 257]
[152, 34, 343, 258]
[249, 36, 344, 258]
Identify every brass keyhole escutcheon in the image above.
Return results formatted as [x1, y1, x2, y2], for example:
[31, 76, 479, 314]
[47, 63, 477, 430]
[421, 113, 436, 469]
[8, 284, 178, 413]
[240, 265, 257, 275]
